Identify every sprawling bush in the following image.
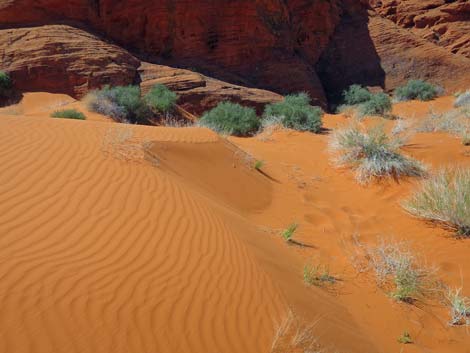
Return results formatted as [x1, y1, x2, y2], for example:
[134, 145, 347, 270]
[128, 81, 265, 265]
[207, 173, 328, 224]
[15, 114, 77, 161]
[263, 93, 323, 133]
[0, 71, 12, 97]
[87, 85, 152, 123]
[198, 102, 260, 136]
[360, 93, 392, 116]
[454, 91, 470, 108]
[342, 85, 372, 105]
[51, 109, 86, 120]
[329, 124, 426, 183]
[144, 84, 178, 114]
[404, 168, 470, 236]
[395, 80, 439, 101]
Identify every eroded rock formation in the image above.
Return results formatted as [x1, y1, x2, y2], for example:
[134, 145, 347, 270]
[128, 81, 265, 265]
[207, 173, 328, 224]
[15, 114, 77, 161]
[0, 0, 469, 109]
[371, 0, 470, 59]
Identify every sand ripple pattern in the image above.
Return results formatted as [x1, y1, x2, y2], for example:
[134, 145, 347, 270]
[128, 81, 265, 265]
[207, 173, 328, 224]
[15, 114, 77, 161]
[0, 117, 285, 353]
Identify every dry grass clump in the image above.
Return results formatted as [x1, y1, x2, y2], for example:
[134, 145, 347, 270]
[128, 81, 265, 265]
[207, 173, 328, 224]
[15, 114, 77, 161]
[447, 288, 470, 326]
[455, 91, 470, 108]
[102, 126, 153, 163]
[404, 168, 470, 237]
[329, 124, 426, 183]
[366, 240, 437, 302]
[303, 263, 336, 287]
[417, 109, 469, 134]
[271, 311, 323, 353]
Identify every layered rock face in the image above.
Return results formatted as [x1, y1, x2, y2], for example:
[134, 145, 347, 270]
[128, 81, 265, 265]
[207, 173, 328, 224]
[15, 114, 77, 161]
[371, 0, 470, 59]
[0, 0, 470, 109]
[0, 25, 140, 98]
[0, 0, 342, 106]
[317, 0, 470, 102]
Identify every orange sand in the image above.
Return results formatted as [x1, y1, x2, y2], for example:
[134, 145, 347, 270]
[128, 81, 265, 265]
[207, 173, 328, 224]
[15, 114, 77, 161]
[0, 93, 469, 353]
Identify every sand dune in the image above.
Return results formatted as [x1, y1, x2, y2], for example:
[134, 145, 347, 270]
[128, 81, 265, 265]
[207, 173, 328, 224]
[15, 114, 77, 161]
[1, 93, 470, 353]
[0, 116, 289, 353]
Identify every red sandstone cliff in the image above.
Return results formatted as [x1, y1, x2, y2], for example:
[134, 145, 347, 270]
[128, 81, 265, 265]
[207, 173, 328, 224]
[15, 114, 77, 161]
[0, 0, 469, 108]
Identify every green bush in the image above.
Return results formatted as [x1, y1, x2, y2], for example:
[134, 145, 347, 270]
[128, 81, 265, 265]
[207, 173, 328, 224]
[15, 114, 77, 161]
[198, 102, 260, 136]
[0, 71, 12, 97]
[342, 85, 372, 105]
[360, 93, 392, 116]
[144, 84, 178, 113]
[51, 109, 86, 120]
[395, 80, 439, 101]
[263, 93, 323, 133]
[87, 85, 152, 123]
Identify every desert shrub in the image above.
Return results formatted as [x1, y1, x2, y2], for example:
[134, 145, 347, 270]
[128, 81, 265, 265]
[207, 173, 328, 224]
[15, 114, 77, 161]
[144, 84, 177, 114]
[87, 85, 152, 123]
[263, 93, 323, 133]
[447, 288, 470, 326]
[367, 240, 434, 302]
[198, 101, 260, 136]
[342, 84, 372, 105]
[395, 80, 439, 101]
[404, 168, 470, 236]
[360, 92, 392, 116]
[454, 91, 470, 108]
[51, 109, 86, 120]
[329, 124, 426, 183]
[0, 71, 12, 97]
[417, 109, 464, 134]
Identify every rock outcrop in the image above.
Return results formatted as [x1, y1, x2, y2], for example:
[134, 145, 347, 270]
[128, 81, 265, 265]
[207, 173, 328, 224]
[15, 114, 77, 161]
[371, 0, 470, 59]
[317, 0, 470, 102]
[138, 63, 283, 115]
[0, 25, 140, 98]
[0, 0, 343, 107]
[0, 0, 470, 109]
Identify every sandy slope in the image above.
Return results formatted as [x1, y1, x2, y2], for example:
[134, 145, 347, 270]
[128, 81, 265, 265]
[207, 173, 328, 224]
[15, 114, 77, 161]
[0, 116, 291, 353]
[1, 93, 470, 353]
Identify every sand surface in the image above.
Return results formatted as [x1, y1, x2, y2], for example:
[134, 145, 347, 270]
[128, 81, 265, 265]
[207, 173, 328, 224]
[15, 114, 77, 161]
[0, 93, 470, 353]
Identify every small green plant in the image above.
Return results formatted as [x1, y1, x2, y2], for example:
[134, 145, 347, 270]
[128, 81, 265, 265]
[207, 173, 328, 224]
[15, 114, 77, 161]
[404, 168, 470, 237]
[51, 109, 86, 120]
[447, 288, 470, 326]
[281, 223, 298, 242]
[263, 93, 323, 133]
[397, 331, 413, 344]
[303, 263, 336, 286]
[392, 265, 420, 302]
[144, 84, 178, 114]
[342, 84, 372, 105]
[254, 160, 265, 170]
[395, 80, 439, 101]
[359, 93, 392, 117]
[0, 71, 12, 97]
[329, 124, 426, 183]
[198, 102, 260, 136]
